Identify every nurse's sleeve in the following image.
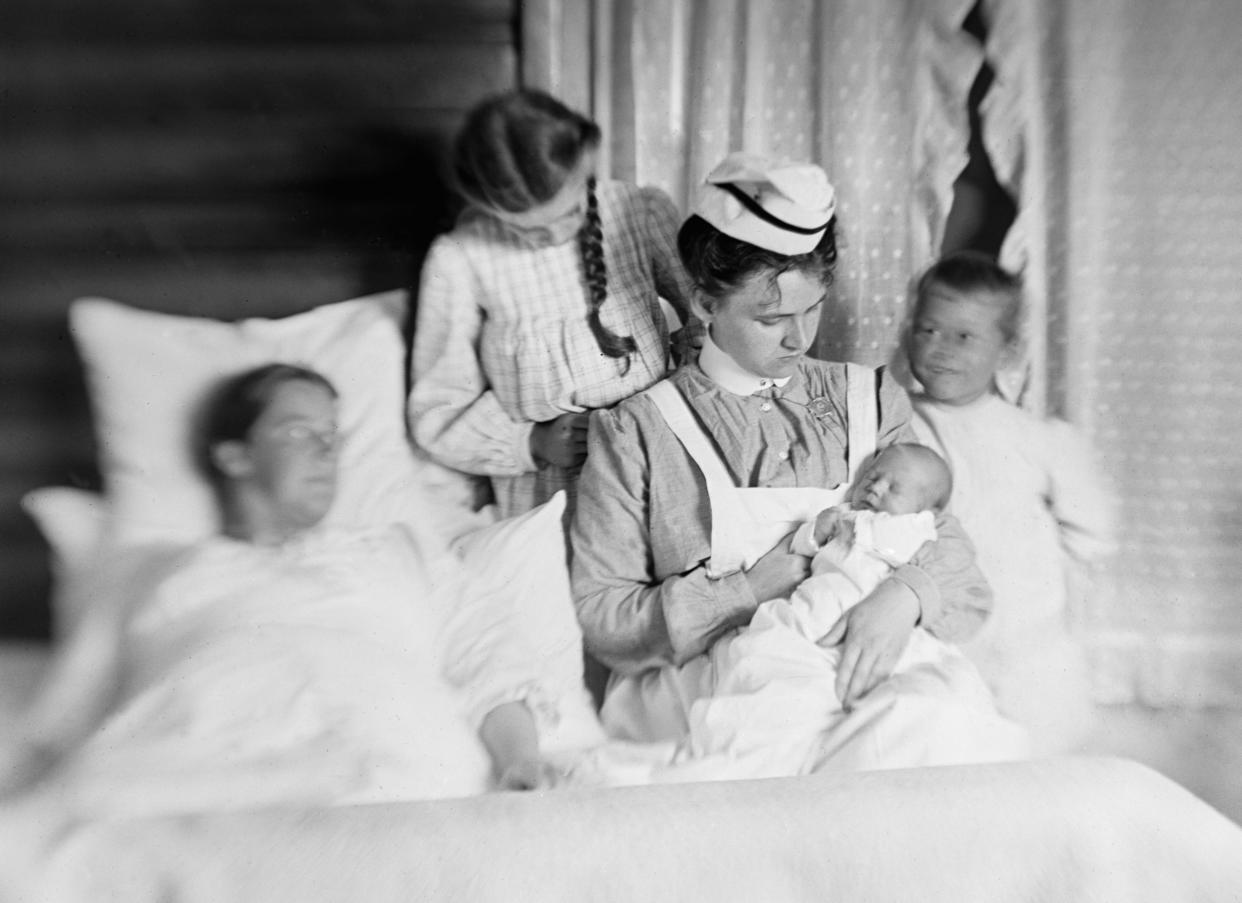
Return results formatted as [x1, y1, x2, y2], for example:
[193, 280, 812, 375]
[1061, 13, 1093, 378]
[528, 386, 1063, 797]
[408, 237, 537, 476]
[901, 512, 993, 643]
[571, 405, 756, 674]
[873, 368, 992, 643]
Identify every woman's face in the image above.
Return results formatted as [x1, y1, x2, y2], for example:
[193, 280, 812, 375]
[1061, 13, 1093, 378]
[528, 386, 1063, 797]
[703, 269, 825, 379]
[487, 151, 596, 246]
[908, 285, 1010, 406]
[241, 379, 341, 533]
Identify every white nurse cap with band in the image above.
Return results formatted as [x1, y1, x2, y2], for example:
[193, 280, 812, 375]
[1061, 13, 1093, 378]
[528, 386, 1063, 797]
[692, 152, 836, 255]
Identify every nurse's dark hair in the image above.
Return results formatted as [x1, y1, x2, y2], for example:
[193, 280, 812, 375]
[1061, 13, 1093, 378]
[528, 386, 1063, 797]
[915, 250, 1024, 343]
[453, 89, 634, 367]
[676, 214, 838, 301]
[194, 363, 337, 484]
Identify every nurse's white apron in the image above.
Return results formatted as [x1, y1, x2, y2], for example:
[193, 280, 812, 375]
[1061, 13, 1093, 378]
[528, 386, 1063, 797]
[600, 364, 876, 743]
[600, 366, 1028, 774]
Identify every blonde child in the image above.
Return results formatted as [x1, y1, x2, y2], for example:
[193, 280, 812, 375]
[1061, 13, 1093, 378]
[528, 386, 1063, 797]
[408, 89, 695, 519]
[905, 251, 1114, 754]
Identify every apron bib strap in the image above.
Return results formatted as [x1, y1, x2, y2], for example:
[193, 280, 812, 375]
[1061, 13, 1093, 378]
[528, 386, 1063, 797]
[645, 380, 736, 492]
[843, 363, 879, 484]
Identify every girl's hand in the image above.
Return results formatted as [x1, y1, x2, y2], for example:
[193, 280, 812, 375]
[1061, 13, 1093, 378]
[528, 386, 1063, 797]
[530, 412, 590, 469]
[818, 577, 919, 708]
[670, 319, 706, 367]
[743, 532, 812, 606]
[497, 758, 564, 791]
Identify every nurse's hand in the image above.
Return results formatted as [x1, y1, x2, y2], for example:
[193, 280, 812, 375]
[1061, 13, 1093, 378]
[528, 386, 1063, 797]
[743, 532, 812, 607]
[530, 412, 591, 468]
[819, 577, 919, 709]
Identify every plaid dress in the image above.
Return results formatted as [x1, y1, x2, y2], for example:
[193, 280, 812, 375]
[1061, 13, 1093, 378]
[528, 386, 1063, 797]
[409, 180, 694, 518]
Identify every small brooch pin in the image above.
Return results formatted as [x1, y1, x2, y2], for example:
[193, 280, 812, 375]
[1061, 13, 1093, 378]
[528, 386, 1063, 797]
[808, 396, 835, 422]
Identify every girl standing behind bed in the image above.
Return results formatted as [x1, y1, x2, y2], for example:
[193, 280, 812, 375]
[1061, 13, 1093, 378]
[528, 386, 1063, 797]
[905, 251, 1115, 755]
[408, 89, 696, 518]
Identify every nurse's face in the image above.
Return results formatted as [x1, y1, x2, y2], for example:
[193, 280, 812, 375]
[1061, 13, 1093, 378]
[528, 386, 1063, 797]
[702, 269, 825, 379]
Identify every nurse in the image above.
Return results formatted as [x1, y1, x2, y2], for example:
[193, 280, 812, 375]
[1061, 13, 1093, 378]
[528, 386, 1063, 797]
[571, 153, 1011, 771]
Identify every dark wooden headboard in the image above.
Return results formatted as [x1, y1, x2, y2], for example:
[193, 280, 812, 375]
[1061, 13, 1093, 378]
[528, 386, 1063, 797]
[0, 0, 519, 637]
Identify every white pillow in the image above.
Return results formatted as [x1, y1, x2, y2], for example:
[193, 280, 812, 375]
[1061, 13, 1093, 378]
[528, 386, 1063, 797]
[453, 492, 604, 753]
[68, 292, 465, 544]
[20, 486, 108, 635]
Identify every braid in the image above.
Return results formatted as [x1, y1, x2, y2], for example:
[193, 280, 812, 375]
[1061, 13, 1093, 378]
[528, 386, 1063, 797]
[579, 177, 636, 370]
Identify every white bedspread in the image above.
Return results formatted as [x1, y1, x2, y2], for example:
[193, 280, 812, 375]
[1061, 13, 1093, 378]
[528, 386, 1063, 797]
[5, 757, 1242, 902]
[15, 521, 559, 819]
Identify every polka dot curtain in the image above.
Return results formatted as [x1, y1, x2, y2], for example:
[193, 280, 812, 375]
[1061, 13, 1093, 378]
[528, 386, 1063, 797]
[604, 0, 983, 365]
[984, 0, 1242, 706]
[600, 0, 1242, 706]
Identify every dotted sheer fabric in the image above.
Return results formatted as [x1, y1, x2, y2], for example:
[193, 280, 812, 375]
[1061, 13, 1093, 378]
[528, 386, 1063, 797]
[605, 0, 982, 364]
[603, 0, 1242, 706]
[985, 0, 1242, 705]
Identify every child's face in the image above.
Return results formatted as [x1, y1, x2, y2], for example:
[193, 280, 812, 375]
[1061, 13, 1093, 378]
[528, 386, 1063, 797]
[487, 151, 596, 246]
[850, 449, 930, 515]
[908, 285, 1011, 406]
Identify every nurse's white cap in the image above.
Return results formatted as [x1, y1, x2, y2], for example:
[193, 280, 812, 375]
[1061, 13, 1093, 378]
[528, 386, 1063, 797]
[692, 152, 836, 256]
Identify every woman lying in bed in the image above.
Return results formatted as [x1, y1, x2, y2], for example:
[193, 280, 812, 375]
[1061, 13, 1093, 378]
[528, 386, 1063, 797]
[0, 363, 564, 816]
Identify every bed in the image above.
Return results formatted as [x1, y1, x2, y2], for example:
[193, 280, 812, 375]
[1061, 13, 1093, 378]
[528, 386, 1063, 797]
[2, 290, 1242, 902]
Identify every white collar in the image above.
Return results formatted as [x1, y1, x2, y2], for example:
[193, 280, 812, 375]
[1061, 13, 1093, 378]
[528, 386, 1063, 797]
[698, 332, 793, 396]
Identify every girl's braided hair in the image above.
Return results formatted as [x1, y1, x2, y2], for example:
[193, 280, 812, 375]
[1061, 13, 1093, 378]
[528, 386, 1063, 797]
[579, 175, 636, 368]
[454, 90, 634, 366]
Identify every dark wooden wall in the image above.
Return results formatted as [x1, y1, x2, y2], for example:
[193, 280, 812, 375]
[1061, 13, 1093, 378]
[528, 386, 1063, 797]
[0, 0, 520, 637]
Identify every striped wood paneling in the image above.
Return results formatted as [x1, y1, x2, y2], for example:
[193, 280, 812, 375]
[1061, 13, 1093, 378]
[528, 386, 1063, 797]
[0, 0, 519, 637]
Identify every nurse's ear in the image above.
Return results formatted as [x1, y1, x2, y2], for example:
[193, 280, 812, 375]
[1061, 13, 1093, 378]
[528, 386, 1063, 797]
[690, 286, 718, 327]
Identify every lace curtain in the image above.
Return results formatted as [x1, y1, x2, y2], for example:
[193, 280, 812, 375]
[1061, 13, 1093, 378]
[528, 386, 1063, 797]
[573, 0, 1242, 707]
[597, 0, 981, 364]
[982, 0, 1242, 706]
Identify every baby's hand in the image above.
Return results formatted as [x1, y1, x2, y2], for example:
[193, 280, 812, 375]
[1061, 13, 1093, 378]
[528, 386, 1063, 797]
[497, 758, 564, 792]
[813, 508, 847, 546]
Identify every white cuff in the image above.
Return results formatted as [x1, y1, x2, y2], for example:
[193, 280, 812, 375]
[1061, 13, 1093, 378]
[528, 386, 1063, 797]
[513, 422, 538, 472]
[791, 521, 822, 557]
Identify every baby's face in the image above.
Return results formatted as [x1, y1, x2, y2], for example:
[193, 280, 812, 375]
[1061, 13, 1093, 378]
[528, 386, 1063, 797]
[850, 449, 931, 515]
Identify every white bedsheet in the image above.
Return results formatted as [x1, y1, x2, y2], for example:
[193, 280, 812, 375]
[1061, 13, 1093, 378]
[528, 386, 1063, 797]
[10, 521, 561, 819]
[5, 757, 1242, 902]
